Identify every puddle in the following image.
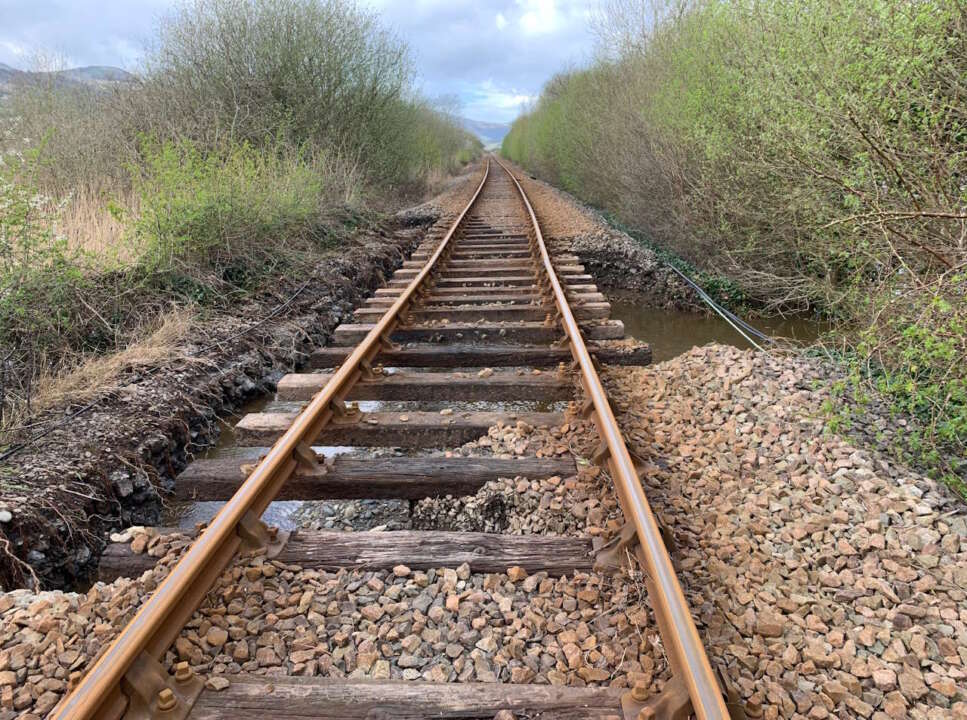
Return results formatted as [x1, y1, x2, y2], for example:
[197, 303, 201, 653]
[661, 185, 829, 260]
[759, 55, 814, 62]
[609, 291, 828, 363]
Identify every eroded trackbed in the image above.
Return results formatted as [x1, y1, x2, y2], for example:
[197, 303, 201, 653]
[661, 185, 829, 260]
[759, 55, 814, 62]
[52, 159, 729, 720]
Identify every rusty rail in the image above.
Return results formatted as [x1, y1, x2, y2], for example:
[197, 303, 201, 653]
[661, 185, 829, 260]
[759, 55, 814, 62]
[52, 162, 492, 720]
[493, 156, 729, 720]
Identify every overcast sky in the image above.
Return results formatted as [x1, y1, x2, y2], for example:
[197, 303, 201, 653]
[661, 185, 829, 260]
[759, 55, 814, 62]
[0, 0, 597, 123]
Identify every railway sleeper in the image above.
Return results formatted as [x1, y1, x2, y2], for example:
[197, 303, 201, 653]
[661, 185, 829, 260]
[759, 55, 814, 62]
[276, 369, 572, 401]
[309, 342, 652, 368]
[98, 530, 595, 582]
[386, 275, 596, 288]
[331, 320, 625, 345]
[369, 292, 606, 305]
[187, 677, 625, 720]
[234, 409, 565, 447]
[174, 455, 578, 501]
[374, 284, 602, 296]
[352, 303, 611, 323]
[399, 259, 582, 271]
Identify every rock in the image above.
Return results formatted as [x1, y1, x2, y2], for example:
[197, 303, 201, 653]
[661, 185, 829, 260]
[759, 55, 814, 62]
[756, 613, 784, 638]
[506, 566, 527, 582]
[206, 627, 228, 647]
[205, 676, 230, 691]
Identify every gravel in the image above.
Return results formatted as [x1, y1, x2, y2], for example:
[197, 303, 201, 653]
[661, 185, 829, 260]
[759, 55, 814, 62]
[508, 164, 699, 310]
[602, 344, 967, 719]
[165, 552, 668, 692]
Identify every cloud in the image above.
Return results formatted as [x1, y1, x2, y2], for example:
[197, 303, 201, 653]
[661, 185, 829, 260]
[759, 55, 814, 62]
[369, 0, 593, 122]
[518, 0, 559, 35]
[0, 0, 175, 70]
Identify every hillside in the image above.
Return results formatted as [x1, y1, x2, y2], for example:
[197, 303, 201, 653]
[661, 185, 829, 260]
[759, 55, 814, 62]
[459, 117, 511, 148]
[0, 63, 134, 100]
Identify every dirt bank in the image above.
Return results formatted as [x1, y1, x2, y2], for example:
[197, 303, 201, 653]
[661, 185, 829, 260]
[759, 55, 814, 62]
[0, 168, 483, 591]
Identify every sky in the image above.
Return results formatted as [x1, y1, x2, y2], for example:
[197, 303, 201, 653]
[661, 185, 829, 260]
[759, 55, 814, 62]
[0, 0, 598, 124]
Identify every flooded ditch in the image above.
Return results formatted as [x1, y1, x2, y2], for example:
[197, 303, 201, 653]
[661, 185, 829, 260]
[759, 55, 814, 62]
[609, 290, 828, 362]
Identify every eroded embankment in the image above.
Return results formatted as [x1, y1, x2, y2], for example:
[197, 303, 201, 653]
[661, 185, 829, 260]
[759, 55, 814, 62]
[0, 169, 483, 591]
[506, 164, 700, 311]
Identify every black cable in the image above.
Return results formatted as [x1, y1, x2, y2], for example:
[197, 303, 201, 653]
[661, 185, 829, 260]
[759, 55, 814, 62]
[661, 262, 773, 350]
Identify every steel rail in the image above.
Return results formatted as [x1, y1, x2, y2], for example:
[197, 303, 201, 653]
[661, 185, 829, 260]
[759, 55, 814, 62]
[493, 156, 729, 720]
[53, 161, 492, 720]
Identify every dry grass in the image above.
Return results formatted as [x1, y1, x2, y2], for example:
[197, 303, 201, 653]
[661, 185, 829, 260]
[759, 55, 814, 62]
[57, 188, 143, 267]
[13, 307, 195, 423]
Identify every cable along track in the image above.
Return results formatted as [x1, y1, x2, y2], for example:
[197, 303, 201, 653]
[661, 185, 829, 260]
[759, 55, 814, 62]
[53, 158, 729, 720]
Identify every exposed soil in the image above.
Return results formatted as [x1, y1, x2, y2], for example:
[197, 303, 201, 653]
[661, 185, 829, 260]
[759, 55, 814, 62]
[0, 167, 483, 591]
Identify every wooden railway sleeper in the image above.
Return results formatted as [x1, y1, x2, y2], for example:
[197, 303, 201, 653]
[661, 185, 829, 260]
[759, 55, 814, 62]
[120, 653, 203, 720]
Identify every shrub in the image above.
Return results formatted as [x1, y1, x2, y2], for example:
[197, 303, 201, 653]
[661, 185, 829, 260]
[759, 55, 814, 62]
[0, 151, 89, 422]
[131, 137, 333, 286]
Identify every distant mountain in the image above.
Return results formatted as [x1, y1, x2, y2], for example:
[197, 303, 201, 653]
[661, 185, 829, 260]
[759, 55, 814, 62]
[0, 64, 134, 101]
[459, 118, 512, 148]
[59, 66, 134, 83]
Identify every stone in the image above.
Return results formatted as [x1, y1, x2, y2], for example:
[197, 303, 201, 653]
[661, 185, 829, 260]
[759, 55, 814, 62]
[507, 566, 527, 582]
[206, 627, 228, 647]
[205, 676, 230, 691]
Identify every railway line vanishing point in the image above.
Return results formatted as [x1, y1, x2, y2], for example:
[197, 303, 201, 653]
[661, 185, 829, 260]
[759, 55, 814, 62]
[52, 158, 733, 720]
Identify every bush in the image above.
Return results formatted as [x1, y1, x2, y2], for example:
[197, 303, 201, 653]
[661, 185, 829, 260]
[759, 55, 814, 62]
[0, 151, 91, 421]
[132, 138, 331, 283]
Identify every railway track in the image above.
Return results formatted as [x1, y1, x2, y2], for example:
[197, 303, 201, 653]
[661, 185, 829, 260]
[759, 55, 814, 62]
[52, 158, 732, 720]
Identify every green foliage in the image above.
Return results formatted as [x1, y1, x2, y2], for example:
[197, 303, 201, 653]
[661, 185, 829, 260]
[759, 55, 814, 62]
[131, 137, 327, 285]
[504, 0, 967, 491]
[848, 274, 966, 494]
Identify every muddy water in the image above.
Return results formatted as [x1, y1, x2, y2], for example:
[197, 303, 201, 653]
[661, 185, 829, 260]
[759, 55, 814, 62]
[609, 291, 828, 363]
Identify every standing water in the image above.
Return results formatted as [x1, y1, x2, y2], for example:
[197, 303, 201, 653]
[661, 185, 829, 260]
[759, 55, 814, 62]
[608, 291, 828, 363]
